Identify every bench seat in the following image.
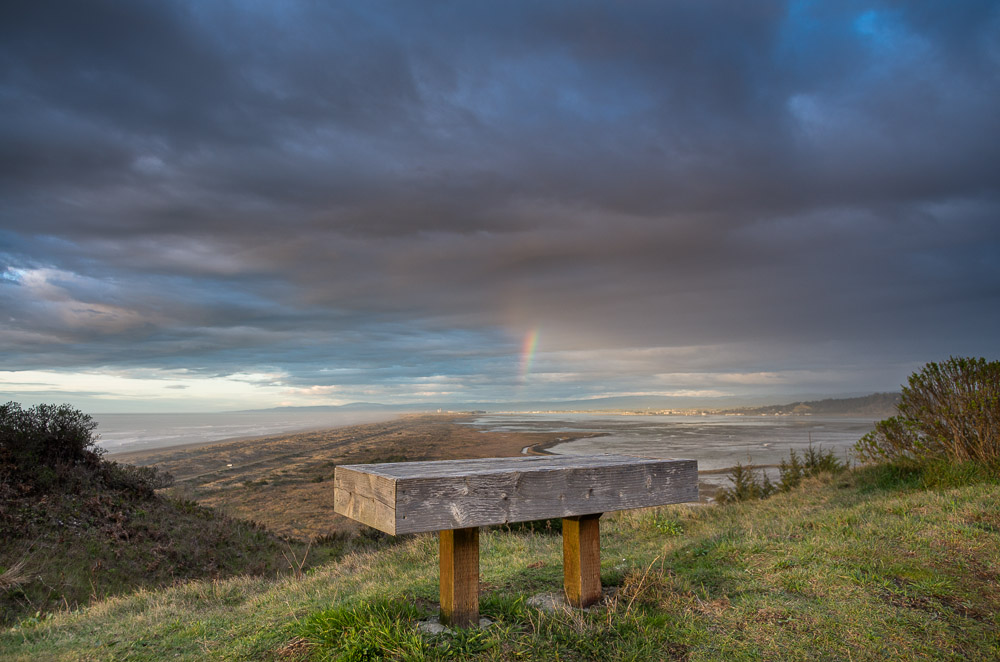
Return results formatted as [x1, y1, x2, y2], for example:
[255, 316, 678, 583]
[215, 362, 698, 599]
[334, 454, 698, 535]
[333, 454, 698, 626]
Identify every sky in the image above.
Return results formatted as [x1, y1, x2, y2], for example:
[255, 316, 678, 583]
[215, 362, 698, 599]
[1, 1, 999, 412]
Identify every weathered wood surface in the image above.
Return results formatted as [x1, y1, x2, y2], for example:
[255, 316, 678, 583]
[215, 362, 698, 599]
[439, 527, 479, 627]
[332, 464, 395, 532]
[334, 454, 698, 535]
[563, 514, 602, 608]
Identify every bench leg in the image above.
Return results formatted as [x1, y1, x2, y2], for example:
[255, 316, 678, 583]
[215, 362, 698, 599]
[439, 527, 479, 627]
[563, 514, 602, 608]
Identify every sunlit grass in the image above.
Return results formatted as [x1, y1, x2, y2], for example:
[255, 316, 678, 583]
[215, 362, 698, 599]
[2, 469, 998, 661]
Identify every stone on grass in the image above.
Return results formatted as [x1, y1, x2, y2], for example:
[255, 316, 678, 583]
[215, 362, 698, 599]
[527, 588, 618, 613]
[417, 615, 494, 634]
[417, 617, 447, 635]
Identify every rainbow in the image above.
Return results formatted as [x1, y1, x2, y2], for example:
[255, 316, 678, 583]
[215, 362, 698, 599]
[519, 328, 539, 382]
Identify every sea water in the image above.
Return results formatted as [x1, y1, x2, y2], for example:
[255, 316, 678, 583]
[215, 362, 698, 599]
[94, 410, 396, 454]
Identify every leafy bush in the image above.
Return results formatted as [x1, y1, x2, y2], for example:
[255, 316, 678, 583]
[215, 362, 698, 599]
[854, 357, 1000, 466]
[0, 402, 172, 495]
[0, 402, 101, 467]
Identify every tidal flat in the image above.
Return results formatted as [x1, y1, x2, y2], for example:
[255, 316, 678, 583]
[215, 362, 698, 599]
[465, 412, 876, 491]
[113, 414, 603, 540]
[113, 413, 874, 539]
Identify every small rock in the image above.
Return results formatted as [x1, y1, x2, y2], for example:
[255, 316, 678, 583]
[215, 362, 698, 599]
[417, 617, 446, 635]
[527, 588, 619, 613]
[418, 614, 494, 634]
[527, 592, 571, 613]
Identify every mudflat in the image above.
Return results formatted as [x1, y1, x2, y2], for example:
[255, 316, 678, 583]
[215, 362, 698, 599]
[114, 414, 606, 540]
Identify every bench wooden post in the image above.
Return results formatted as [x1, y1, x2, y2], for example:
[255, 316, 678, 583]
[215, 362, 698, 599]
[439, 527, 479, 627]
[563, 513, 602, 607]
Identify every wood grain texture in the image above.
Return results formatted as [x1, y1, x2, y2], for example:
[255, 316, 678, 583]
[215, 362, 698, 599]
[563, 514, 602, 608]
[439, 527, 479, 627]
[333, 466, 397, 534]
[334, 455, 698, 534]
[353, 454, 672, 478]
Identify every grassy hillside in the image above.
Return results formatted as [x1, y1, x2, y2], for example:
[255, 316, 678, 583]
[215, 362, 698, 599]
[0, 412, 566, 627]
[0, 461, 351, 627]
[2, 465, 997, 661]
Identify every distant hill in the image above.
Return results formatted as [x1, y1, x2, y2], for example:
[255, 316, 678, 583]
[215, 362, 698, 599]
[718, 392, 901, 417]
[241, 394, 818, 414]
[242, 392, 902, 415]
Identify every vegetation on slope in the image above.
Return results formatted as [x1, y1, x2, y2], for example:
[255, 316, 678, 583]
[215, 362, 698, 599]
[2, 359, 997, 659]
[0, 403, 342, 626]
[716, 444, 846, 504]
[1, 463, 997, 661]
[856, 357, 1000, 466]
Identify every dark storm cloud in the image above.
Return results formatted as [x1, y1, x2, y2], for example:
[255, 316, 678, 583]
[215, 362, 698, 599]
[1, 0, 999, 404]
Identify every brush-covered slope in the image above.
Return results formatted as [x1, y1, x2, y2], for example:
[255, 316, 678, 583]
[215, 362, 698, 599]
[0, 454, 322, 627]
[0, 403, 328, 627]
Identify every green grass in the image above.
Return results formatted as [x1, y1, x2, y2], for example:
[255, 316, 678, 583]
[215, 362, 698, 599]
[2, 469, 998, 661]
[0, 484, 351, 627]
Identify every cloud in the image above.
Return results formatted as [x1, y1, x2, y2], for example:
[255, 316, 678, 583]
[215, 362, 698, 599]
[0, 1, 998, 408]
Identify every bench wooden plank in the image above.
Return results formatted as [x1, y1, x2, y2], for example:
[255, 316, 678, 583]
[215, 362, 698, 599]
[334, 455, 698, 535]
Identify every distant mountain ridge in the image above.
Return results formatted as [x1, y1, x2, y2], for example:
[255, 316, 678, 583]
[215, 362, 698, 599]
[240, 392, 901, 416]
[238, 395, 766, 414]
[718, 392, 901, 417]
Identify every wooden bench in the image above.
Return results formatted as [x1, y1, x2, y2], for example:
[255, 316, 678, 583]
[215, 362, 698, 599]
[333, 454, 698, 626]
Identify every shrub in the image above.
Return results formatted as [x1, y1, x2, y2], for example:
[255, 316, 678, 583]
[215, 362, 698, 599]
[717, 462, 775, 503]
[0, 402, 101, 468]
[0, 402, 172, 496]
[854, 357, 1000, 466]
[100, 461, 174, 497]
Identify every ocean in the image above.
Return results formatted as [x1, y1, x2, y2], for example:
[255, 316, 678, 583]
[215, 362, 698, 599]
[94, 410, 396, 454]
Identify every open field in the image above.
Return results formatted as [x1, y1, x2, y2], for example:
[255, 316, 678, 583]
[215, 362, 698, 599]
[2, 465, 997, 660]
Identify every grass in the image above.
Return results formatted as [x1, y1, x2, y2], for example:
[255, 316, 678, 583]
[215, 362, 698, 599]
[0, 480, 366, 627]
[2, 465, 998, 661]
